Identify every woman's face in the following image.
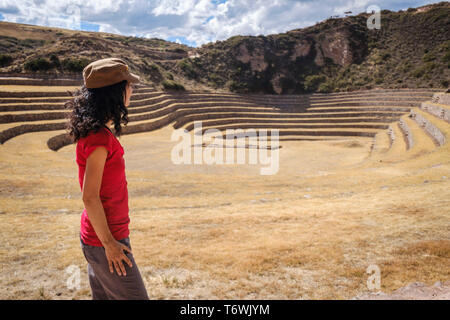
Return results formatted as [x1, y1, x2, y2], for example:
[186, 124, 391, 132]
[124, 82, 133, 107]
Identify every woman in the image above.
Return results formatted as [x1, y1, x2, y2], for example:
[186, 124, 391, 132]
[65, 58, 149, 300]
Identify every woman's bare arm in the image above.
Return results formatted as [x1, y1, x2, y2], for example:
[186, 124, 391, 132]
[82, 146, 133, 276]
[82, 146, 115, 245]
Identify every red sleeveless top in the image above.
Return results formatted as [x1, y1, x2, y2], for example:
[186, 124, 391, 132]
[76, 125, 130, 246]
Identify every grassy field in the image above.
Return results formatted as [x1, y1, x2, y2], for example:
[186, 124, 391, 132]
[0, 85, 80, 92]
[0, 121, 449, 299]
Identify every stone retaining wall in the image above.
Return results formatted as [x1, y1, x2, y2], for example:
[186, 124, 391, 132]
[410, 110, 445, 146]
[421, 102, 450, 123]
[398, 118, 413, 150]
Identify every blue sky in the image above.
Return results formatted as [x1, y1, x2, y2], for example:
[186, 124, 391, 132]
[0, 0, 445, 47]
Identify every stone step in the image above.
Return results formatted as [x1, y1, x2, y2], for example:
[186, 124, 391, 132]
[383, 122, 408, 160]
[310, 101, 420, 107]
[0, 78, 82, 86]
[212, 128, 378, 139]
[410, 108, 448, 147]
[279, 136, 371, 142]
[184, 122, 388, 132]
[310, 95, 432, 103]
[398, 113, 437, 156]
[173, 114, 398, 129]
[370, 130, 391, 157]
[307, 106, 411, 112]
[311, 88, 440, 97]
[431, 93, 450, 105]
[420, 102, 450, 123]
[0, 91, 167, 104]
[0, 91, 74, 98]
[0, 97, 71, 104]
[0, 121, 67, 144]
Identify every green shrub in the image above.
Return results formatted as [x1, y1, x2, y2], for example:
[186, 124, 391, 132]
[412, 67, 425, 78]
[381, 52, 391, 61]
[49, 54, 60, 68]
[440, 79, 449, 88]
[442, 52, 450, 63]
[317, 81, 334, 93]
[420, 62, 437, 75]
[62, 58, 90, 72]
[19, 38, 45, 48]
[373, 52, 390, 64]
[178, 59, 197, 78]
[0, 54, 13, 67]
[209, 73, 222, 85]
[162, 80, 185, 91]
[24, 57, 53, 71]
[303, 74, 327, 91]
[148, 63, 159, 71]
[422, 52, 436, 62]
[228, 80, 248, 92]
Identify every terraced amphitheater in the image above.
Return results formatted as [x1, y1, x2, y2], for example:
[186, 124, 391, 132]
[0, 79, 449, 300]
[0, 83, 443, 150]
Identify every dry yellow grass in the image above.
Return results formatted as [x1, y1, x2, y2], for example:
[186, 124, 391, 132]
[0, 117, 449, 299]
[0, 85, 80, 92]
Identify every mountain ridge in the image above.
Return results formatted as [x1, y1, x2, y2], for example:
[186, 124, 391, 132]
[0, 1, 449, 93]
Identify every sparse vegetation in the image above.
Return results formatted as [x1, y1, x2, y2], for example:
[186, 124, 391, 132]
[178, 59, 197, 79]
[24, 57, 53, 72]
[61, 58, 90, 73]
[162, 80, 185, 91]
[0, 2, 448, 92]
[317, 80, 335, 93]
[422, 52, 436, 62]
[0, 54, 13, 67]
[303, 74, 327, 92]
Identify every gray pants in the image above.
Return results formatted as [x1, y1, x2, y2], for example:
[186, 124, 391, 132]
[80, 236, 149, 300]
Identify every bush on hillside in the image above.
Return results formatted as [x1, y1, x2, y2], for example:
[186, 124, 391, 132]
[62, 58, 90, 72]
[317, 81, 334, 93]
[442, 52, 450, 63]
[0, 54, 13, 67]
[49, 54, 60, 68]
[227, 80, 248, 92]
[162, 80, 185, 91]
[304, 74, 327, 92]
[24, 57, 53, 71]
[422, 52, 436, 62]
[178, 59, 197, 79]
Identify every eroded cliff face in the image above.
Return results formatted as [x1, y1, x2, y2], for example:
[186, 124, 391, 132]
[315, 30, 354, 67]
[236, 42, 268, 73]
[190, 2, 449, 94]
[287, 27, 363, 68]
[193, 15, 370, 93]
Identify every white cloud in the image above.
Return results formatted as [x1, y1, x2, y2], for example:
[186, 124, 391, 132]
[0, 0, 443, 47]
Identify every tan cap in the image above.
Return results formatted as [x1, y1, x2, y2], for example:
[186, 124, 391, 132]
[83, 58, 140, 89]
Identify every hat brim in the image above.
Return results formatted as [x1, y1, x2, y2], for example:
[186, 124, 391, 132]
[126, 72, 141, 84]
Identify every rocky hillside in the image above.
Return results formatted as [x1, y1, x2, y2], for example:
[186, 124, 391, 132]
[0, 21, 200, 90]
[188, 1, 450, 93]
[0, 1, 449, 93]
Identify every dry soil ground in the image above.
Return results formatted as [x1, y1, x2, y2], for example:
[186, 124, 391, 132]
[0, 120, 449, 299]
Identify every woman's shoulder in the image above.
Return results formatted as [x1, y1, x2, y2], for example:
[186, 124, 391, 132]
[80, 127, 111, 141]
[77, 127, 114, 150]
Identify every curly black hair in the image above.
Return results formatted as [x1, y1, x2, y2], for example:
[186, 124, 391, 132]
[65, 80, 129, 143]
